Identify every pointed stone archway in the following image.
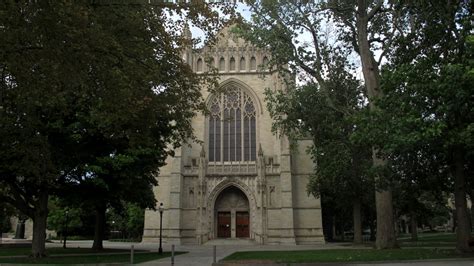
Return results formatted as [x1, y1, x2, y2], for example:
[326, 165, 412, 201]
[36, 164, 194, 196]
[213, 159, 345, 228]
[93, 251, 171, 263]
[214, 186, 250, 238]
[207, 178, 257, 241]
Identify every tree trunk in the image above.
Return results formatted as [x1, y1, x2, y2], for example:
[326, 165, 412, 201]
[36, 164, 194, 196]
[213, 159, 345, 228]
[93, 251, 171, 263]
[92, 204, 106, 250]
[410, 212, 418, 241]
[32, 192, 48, 258]
[356, 5, 396, 249]
[374, 189, 397, 249]
[341, 223, 345, 241]
[452, 147, 471, 252]
[353, 199, 363, 244]
[394, 217, 399, 238]
[369, 220, 376, 241]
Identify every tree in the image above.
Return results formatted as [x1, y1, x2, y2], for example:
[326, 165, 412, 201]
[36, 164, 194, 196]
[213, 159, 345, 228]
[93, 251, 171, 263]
[47, 199, 83, 240]
[63, 162, 159, 250]
[0, 1, 221, 257]
[236, 0, 397, 248]
[107, 203, 145, 240]
[237, 1, 373, 242]
[323, 0, 408, 249]
[364, 1, 473, 252]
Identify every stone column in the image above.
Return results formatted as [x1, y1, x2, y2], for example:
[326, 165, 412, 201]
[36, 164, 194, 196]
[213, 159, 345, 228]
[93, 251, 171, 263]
[167, 147, 184, 245]
[279, 135, 296, 244]
[256, 144, 267, 244]
[196, 147, 207, 244]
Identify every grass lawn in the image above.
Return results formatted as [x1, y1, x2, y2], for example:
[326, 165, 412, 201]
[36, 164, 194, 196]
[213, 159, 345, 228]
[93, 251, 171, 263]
[398, 232, 471, 247]
[223, 249, 474, 263]
[0, 247, 128, 257]
[399, 232, 457, 242]
[0, 252, 183, 264]
[0, 247, 186, 264]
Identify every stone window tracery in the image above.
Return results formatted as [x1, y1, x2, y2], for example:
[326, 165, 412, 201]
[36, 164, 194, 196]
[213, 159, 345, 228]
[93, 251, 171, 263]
[250, 56, 256, 70]
[219, 57, 225, 71]
[208, 86, 256, 162]
[229, 57, 236, 71]
[262, 56, 268, 69]
[239, 57, 246, 71]
[197, 58, 203, 72]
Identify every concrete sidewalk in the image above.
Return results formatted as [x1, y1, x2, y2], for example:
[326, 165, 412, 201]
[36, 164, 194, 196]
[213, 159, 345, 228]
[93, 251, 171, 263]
[139, 242, 338, 266]
[46, 240, 349, 265]
[43, 240, 474, 266]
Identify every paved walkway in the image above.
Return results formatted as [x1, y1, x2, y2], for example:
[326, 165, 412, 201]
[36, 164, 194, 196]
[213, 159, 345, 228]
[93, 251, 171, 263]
[45, 239, 359, 265]
[22, 240, 466, 266]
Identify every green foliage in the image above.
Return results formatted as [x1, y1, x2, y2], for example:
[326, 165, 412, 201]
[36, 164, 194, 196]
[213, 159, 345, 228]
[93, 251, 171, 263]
[0, 1, 224, 255]
[349, 1, 473, 250]
[237, 0, 373, 196]
[47, 198, 82, 235]
[263, 42, 374, 227]
[356, 1, 473, 167]
[107, 203, 145, 240]
[237, 0, 376, 241]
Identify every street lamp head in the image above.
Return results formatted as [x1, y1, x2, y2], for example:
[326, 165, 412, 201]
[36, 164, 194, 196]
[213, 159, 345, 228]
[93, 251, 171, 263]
[158, 202, 164, 214]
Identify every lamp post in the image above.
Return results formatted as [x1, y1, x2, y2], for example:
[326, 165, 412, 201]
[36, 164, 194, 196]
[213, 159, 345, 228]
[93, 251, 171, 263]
[158, 203, 164, 255]
[63, 209, 69, 249]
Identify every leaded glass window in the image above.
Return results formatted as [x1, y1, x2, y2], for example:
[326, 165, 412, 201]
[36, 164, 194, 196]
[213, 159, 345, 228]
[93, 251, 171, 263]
[208, 86, 256, 162]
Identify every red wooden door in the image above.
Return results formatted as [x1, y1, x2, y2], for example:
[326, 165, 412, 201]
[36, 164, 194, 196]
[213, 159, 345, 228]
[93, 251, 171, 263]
[236, 211, 249, 238]
[217, 212, 231, 238]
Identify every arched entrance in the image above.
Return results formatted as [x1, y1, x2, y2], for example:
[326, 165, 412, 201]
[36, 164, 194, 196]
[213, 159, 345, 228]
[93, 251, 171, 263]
[214, 186, 250, 238]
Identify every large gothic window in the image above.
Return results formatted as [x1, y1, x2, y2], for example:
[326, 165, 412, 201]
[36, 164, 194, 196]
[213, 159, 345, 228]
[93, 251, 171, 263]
[208, 86, 256, 162]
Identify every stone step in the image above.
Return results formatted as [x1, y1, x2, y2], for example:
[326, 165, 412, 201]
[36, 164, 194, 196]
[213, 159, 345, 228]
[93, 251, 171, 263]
[204, 238, 257, 246]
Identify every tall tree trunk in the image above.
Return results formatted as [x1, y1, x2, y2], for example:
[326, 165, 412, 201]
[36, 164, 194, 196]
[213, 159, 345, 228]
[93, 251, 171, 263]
[356, 5, 396, 249]
[353, 199, 363, 244]
[92, 204, 106, 250]
[32, 192, 48, 258]
[410, 211, 418, 241]
[369, 220, 376, 241]
[394, 217, 399, 238]
[452, 147, 471, 252]
[374, 189, 396, 248]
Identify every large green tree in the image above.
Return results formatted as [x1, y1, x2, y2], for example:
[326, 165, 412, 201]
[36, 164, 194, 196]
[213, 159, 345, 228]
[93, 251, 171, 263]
[0, 1, 221, 257]
[236, 0, 399, 248]
[265, 51, 373, 244]
[364, 0, 473, 252]
[324, 0, 407, 249]
[235, 1, 373, 244]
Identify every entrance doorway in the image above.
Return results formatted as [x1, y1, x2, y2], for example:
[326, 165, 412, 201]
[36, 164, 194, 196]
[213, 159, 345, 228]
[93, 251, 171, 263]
[214, 186, 250, 239]
[217, 212, 231, 238]
[236, 211, 249, 237]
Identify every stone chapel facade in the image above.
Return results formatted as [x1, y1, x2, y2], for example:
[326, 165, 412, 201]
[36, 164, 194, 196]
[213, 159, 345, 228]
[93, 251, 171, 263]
[143, 26, 325, 245]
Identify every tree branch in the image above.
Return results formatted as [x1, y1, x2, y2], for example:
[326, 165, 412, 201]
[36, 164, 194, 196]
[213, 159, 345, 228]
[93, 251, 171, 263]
[0, 183, 35, 217]
[367, 0, 384, 21]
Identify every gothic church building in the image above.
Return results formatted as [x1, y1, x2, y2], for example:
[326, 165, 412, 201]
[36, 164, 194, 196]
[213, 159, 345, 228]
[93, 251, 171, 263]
[143, 26, 324, 245]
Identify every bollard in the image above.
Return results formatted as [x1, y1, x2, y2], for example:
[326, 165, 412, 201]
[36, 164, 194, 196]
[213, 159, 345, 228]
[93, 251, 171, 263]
[130, 245, 134, 264]
[213, 245, 216, 263]
[171, 244, 175, 265]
